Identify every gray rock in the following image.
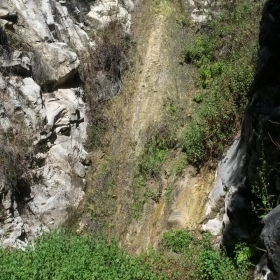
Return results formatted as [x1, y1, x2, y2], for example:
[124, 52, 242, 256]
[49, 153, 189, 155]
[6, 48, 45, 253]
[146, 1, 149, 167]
[204, 139, 246, 217]
[270, 107, 280, 122]
[254, 254, 271, 280]
[0, 9, 9, 18]
[86, 1, 131, 33]
[261, 205, 280, 279]
[202, 218, 223, 235]
[32, 42, 80, 88]
[0, 74, 6, 90]
[0, 51, 31, 76]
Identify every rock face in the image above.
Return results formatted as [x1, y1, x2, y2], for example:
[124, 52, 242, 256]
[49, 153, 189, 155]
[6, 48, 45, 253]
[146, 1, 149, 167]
[86, 1, 132, 33]
[0, 0, 132, 248]
[0, 74, 88, 248]
[261, 205, 280, 280]
[203, 1, 280, 279]
[0, 51, 31, 76]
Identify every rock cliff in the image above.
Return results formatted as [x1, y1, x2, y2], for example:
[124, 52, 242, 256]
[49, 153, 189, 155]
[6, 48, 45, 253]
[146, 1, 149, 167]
[0, 0, 132, 248]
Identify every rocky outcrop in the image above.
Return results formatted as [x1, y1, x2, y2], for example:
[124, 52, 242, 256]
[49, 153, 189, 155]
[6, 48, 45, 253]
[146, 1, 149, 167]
[86, 1, 132, 33]
[0, 0, 132, 248]
[0, 74, 88, 248]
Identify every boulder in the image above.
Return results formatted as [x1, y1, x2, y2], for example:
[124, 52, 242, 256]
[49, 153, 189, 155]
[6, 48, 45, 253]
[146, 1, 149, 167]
[32, 42, 80, 88]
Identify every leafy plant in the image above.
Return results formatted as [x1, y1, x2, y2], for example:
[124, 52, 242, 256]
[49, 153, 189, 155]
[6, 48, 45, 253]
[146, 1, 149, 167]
[172, 155, 187, 175]
[164, 185, 173, 203]
[141, 230, 252, 280]
[251, 139, 277, 218]
[234, 242, 256, 267]
[193, 93, 203, 103]
[132, 174, 147, 219]
[139, 145, 168, 177]
[0, 231, 164, 280]
[132, 128, 173, 218]
[160, 230, 192, 253]
[198, 234, 251, 280]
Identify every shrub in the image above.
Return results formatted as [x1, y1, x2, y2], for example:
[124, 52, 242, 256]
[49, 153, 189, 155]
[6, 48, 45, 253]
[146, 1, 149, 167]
[132, 174, 147, 219]
[139, 145, 168, 177]
[251, 141, 277, 218]
[80, 21, 131, 103]
[0, 128, 32, 195]
[81, 21, 131, 149]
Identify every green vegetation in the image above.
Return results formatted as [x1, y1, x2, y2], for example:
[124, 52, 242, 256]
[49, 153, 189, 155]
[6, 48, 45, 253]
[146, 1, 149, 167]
[132, 119, 179, 218]
[164, 185, 173, 203]
[0, 231, 163, 280]
[0, 230, 254, 280]
[139, 144, 168, 178]
[252, 158, 276, 218]
[172, 154, 187, 175]
[141, 229, 253, 280]
[251, 134, 277, 218]
[132, 174, 148, 219]
[183, 0, 262, 165]
[160, 229, 192, 253]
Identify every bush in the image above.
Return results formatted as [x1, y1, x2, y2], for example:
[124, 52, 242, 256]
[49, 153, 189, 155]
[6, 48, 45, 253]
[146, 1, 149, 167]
[0, 128, 32, 194]
[81, 21, 131, 149]
[139, 145, 168, 178]
[80, 21, 131, 103]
